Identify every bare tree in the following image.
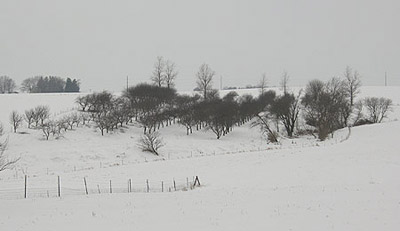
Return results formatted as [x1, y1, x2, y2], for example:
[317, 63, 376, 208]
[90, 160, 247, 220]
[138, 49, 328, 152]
[164, 60, 178, 89]
[10, 111, 23, 133]
[344, 66, 362, 106]
[0, 123, 19, 171]
[20, 76, 41, 93]
[258, 73, 268, 95]
[138, 131, 164, 155]
[270, 91, 302, 137]
[76, 95, 91, 111]
[41, 122, 53, 140]
[0, 76, 16, 94]
[351, 100, 364, 126]
[252, 112, 279, 143]
[151, 56, 165, 87]
[34, 106, 50, 126]
[56, 118, 69, 132]
[302, 78, 350, 140]
[63, 115, 75, 130]
[280, 71, 290, 94]
[196, 63, 215, 100]
[24, 109, 35, 129]
[364, 97, 392, 123]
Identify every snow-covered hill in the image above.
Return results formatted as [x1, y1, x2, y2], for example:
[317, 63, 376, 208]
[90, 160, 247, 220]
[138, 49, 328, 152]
[0, 86, 399, 230]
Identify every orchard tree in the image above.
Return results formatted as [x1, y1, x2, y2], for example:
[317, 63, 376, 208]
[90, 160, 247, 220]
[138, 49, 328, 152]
[10, 111, 23, 133]
[175, 95, 200, 135]
[34, 105, 50, 126]
[24, 109, 35, 128]
[270, 92, 301, 137]
[0, 122, 19, 171]
[76, 95, 91, 111]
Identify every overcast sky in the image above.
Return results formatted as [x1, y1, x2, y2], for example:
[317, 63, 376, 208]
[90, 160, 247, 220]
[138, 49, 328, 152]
[1, 0, 399, 92]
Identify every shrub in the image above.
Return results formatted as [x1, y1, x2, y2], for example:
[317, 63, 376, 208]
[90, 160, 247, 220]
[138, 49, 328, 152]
[138, 132, 164, 155]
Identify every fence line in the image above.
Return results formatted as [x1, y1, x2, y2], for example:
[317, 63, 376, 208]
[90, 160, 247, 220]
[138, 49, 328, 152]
[2, 125, 352, 180]
[0, 175, 201, 200]
[3, 129, 351, 182]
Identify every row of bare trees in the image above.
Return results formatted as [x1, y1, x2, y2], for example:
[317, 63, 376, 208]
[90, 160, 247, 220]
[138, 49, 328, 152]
[151, 56, 178, 89]
[9, 106, 50, 133]
[9, 105, 89, 140]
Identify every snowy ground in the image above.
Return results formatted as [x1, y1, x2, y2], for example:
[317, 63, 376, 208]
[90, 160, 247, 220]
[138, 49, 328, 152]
[0, 86, 399, 230]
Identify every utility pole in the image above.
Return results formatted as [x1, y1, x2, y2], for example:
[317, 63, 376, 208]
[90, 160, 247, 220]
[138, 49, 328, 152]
[126, 76, 129, 92]
[385, 72, 387, 86]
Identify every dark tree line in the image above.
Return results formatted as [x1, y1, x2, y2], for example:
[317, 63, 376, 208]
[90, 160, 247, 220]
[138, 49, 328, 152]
[76, 83, 281, 140]
[21, 76, 80, 93]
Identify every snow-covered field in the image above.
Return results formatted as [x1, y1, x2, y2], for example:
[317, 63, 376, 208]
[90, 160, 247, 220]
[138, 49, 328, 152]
[0, 86, 399, 230]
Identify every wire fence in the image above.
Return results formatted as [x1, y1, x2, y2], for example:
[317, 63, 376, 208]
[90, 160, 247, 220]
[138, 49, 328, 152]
[59, 127, 352, 174]
[0, 175, 201, 200]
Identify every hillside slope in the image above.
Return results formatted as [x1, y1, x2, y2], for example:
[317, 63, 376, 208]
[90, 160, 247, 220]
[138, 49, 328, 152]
[1, 120, 399, 230]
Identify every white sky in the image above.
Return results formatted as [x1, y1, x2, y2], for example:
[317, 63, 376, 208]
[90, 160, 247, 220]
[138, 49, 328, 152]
[1, 0, 399, 92]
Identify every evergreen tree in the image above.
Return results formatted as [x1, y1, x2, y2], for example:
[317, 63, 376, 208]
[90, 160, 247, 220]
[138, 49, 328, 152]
[71, 79, 80, 92]
[65, 78, 73, 92]
[65, 78, 80, 92]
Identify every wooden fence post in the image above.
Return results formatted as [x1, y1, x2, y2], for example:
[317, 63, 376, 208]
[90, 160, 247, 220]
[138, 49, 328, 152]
[24, 175, 27, 199]
[146, 179, 149, 193]
[173, 179, 176, 191]
[161, 181, 164, 192]
[58, 176, 61, 197]
[109, 180, 112, 194]
[84, 177, 88, 195]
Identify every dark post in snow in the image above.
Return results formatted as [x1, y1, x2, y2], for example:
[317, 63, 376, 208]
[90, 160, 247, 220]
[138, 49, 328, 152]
[24, 175, 27, 199]
[58, 176, 61, 197]
[146, 179, 149, 193]
[109, 180, 112, 194]
[84, 177, 88, 195]
[161, 181, 164, 192]
[173, 179, 176, 191]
